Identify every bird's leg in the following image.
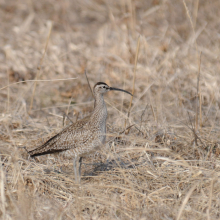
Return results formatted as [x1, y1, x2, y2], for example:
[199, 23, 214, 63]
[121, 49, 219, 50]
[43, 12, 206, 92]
[73, 157, 78, 183]
[79, 157, 83, 183]
[73, 157, 83, 184]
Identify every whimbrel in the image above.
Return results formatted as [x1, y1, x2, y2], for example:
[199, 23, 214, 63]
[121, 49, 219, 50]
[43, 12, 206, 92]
[29, 82, 132, 182]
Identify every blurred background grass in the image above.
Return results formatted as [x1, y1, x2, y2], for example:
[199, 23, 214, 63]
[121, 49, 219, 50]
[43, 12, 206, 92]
[0, 0, 220, 219]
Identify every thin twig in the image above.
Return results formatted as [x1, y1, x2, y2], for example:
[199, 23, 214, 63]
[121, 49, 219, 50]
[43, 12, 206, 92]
[126, 35, 140, 128]
[61, 111, 74, 126]
[7, 69, 10, 112]
[199, 52, 202, 129]
[193, 0, 200, 28]
[195, 52, 202, 131]
[84, 69, 94, 98]
[184, 112, 206, 148]
[207, 178, 214, 220]
[0, 77, 78, 91]
[139, 105, 148, 134]
[29, 22, 53, 112]
[176, 182, 198, 220]
[187, 111, 197, 146]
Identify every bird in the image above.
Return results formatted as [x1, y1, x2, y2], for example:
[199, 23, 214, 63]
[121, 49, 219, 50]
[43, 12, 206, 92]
[28, 82, 132, 183]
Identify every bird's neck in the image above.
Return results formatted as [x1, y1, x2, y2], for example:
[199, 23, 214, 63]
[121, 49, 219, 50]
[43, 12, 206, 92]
[91, 93, 107, 123]
[94, 93, 104, 108]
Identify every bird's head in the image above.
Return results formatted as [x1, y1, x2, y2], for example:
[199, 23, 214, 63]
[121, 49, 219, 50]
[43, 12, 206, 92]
[93, 82, 132, 96]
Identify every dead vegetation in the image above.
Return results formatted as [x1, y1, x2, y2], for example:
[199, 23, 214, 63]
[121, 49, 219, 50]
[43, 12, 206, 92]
[0, 0, 220, 219]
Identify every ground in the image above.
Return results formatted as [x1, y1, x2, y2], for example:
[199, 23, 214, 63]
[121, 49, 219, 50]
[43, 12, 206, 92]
[0, 0, 220, 219]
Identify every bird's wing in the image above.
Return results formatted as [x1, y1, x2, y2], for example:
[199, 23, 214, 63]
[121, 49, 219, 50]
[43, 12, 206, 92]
[29, 115, 92, 157]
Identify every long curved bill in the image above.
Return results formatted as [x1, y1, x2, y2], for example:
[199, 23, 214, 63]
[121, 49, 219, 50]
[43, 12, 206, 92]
[110, 87, 133, 96]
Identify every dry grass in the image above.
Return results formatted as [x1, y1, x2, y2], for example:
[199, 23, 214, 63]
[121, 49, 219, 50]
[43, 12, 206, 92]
[1, 0, 220, 219]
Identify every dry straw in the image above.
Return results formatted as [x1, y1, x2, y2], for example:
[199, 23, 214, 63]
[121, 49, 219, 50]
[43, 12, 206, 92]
[0, 0, 220, 219]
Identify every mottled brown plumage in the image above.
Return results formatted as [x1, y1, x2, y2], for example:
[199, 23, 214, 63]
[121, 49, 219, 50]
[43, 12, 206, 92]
[29, 82, 132, 182]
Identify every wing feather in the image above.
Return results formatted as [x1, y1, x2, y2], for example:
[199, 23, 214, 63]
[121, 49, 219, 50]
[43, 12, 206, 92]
[29, 115, 91, 157]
